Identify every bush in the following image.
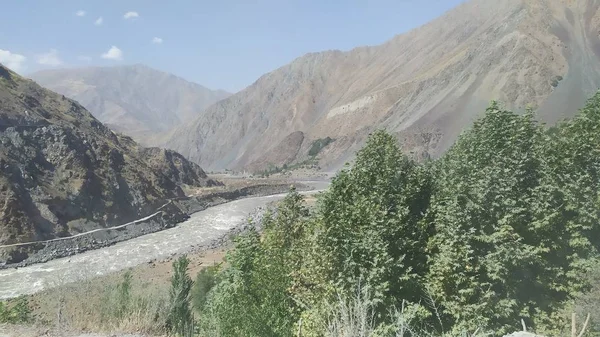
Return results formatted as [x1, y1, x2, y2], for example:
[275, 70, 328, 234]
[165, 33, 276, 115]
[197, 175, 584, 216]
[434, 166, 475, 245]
[200, 189, 310, 336]
[192, 264, 219, 312]
[325, 284, 377, 337]
[308, 137, 334, 157]
[116, 271, 133, 317]
[96, 271, 169, 334]
[0, 297, 31, 323]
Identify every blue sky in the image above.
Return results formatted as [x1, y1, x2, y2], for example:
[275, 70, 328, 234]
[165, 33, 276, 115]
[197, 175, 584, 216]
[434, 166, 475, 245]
[0, 0, 465, 92]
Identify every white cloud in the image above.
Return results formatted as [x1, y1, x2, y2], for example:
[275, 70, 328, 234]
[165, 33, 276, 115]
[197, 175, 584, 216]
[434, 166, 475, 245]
[94, 17, 103, 26]
[0, 49, 26, 73]
[101, 46, 123, 61]
[75, 10, 86, 17]
[78, 55, 92, 63]
[123, 11, 139, 19]
[152, 37, 163, 44]
[36, 49, 63, 67]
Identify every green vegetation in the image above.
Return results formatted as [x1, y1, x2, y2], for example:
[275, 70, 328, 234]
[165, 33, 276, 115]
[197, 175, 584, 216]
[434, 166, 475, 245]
[197, 93, 600, 336]
[254, 137, 333, 177]
[0, 297, 31, 324]
[115, 271, 133, 318]
[308, 137, 334, 157]
[256, 158, 319, 177]
[97, 270, 169, 334]
[192, 264, 220, 313]
[168, 256, 195, 336]
[11, 93, 600, 336]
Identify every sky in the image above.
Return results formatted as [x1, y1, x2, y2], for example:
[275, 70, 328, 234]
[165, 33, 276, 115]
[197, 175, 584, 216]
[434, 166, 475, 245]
[0, 0, 465, 93]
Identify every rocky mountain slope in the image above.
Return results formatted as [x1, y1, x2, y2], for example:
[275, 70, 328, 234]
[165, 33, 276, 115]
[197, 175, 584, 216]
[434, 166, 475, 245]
[30, 64, 230, 145]
[0, 64, 218, 246]
[163, 0, 600, 171]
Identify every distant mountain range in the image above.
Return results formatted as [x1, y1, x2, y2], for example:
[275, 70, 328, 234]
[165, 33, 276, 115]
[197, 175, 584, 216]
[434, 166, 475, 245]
[30, 64, 230, 145]
[160, 0, 600, 171]
[28, 0, 600, 173]
[0, 64, 217, 246]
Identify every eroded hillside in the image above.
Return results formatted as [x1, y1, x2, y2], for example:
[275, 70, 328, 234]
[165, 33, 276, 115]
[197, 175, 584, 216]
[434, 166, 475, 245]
[164, 0, 600, 171]
[0, 64, 218, 245]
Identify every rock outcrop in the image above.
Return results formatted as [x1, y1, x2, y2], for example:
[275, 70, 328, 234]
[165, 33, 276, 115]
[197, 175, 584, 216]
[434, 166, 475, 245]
[0, 64, 218, 247]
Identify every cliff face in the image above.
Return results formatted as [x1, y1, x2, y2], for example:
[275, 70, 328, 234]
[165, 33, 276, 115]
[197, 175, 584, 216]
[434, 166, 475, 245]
[163, 0, 600, 171]
[0, 64, 218, 245]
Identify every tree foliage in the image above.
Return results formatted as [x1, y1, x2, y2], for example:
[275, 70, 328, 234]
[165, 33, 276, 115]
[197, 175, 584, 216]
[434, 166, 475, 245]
[0, 297, 31, 324]
[308, 130, 433, 312]
[200, 93, 600, 336]
[191, 264, 219, 313]
[201, 188, 309, 337]
[167, 255, 194, 336]
[309, 137, 334, 157]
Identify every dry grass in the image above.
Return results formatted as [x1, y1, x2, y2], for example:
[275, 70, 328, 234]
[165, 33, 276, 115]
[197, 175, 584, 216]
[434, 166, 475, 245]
[29, 268, 167, 335]
[325, 286, 376, 337]
[26, 247, 227, 336]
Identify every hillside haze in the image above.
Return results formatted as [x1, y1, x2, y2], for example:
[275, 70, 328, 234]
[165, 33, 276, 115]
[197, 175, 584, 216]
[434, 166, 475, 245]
[31, 64, 230, 145]
[0, 64, 217, 246]
[162, 0, 600, 171]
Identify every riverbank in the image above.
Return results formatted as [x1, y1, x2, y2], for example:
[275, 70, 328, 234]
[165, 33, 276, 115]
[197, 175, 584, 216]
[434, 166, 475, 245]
[0, 182, 310, 269]
[16, 192, 321, 336]
[0, 184, 327, 300]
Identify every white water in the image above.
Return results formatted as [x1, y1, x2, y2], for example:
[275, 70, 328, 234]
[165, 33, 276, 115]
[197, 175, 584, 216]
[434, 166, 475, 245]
[0, 184, 328, 299]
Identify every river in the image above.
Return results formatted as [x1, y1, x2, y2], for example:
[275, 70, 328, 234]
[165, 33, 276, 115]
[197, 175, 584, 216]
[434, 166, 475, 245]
[0, 182, 329, 299]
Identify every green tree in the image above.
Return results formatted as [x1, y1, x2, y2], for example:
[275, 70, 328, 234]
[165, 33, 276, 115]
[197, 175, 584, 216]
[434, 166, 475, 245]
[201, 189, 309, 336]
[426, 102, 597, 334]
[167, 255, 194, 336]
[549, 92, 600, 256]
[300, 130, 433, 325]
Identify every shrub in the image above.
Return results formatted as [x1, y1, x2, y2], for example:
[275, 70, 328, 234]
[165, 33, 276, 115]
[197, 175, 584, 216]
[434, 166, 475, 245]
[308, 137, 334, 157]
[0, 297, 31, 323]
[116, 271, 133, 317]
[200, 189, 310, 336]
[325, 284, 377, 337]
[192, 264, 220, 312]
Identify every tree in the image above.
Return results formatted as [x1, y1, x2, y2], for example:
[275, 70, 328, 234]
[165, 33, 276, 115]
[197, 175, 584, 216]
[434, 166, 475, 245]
[201, 189, 310, 336]
[167, 255, 194, 336]
[426, 102, 597, 334]
[299, 130, 433, 326]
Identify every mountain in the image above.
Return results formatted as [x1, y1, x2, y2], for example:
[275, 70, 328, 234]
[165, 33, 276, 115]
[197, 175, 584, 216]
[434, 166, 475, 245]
[0, 64, 218, 246]
[30, 64, 230, 144]
[162, 0, 600, 171]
